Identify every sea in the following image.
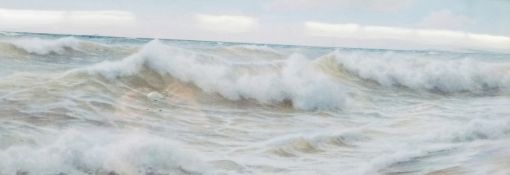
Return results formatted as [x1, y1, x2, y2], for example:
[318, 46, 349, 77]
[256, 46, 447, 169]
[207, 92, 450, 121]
[0, 32, 509, 175]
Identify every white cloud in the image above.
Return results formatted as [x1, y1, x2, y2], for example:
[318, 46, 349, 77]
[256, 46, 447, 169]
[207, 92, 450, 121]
[419, 10, 474, 30]
[305, 21, 510, 51]
[0, 8, 64, 26]
[267, 0, 414, 12]
[195, 14, 258, 33]
[0, 8, 135, 27]
[67, 11, 135, 25]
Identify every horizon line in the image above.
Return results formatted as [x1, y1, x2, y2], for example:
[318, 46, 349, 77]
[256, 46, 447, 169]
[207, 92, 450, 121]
[1, 30, 506, 54]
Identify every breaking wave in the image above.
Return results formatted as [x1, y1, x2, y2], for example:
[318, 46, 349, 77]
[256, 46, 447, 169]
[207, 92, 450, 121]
[0, 127, 211, 175]
[73, 40, 510, 111]
[81, 40, 347, 110]
[328, 50, 510, 94]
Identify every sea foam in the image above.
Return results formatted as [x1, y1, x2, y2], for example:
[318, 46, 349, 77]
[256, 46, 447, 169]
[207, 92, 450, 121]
[0, 128, 211, 175]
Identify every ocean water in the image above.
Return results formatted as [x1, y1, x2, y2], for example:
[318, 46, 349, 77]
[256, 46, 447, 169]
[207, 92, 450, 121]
[0, 32, 510, 175]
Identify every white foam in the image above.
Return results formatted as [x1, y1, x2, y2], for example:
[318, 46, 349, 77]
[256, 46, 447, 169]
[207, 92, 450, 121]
[7, 37, 82, 55]
[85, 40, 347, 110]
[330, 50, 510, 93]
[0, 128, 212, 175]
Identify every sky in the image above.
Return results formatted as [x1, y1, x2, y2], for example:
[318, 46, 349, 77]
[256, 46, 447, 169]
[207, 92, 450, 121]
[0, 0, 509, 51]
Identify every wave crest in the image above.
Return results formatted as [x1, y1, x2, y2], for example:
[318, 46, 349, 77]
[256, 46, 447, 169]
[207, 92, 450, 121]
[84, 40, 347, 110]
[329, 51, 510, 94]
[5, 37, 82, 55]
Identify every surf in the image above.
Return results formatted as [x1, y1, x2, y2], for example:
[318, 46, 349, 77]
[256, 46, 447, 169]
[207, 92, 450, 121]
[80, 40, 348, 110]
[1, 33, 510, 175]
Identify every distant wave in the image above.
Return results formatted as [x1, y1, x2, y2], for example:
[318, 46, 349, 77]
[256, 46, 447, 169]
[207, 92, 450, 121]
[0, 37, 131, 57]
[224, 44, 282, 55]
[81, 40, 347, 110]
[4, 37, 82, 55]
[328, 50, 510, 94]
[206, 44, 286, 62]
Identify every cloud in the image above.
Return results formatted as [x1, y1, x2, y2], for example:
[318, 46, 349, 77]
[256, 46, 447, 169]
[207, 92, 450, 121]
[195, 14, 258, 33]
[0, 8, 135, 27]
[0, 8, 64, 26]
[67, 11, 135, 25]
[267, 0, 414, 12]
[419, 10, 474, 30]
[305, 21, 510, 51]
